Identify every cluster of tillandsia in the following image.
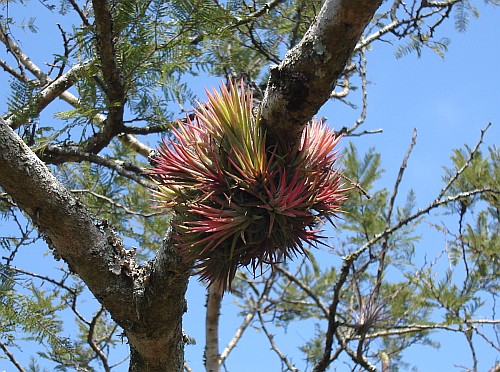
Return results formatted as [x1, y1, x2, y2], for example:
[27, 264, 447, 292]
[149, 80, 348, 292]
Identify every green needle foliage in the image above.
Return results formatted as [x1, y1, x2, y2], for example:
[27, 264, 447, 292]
[0, 1, 498, 371]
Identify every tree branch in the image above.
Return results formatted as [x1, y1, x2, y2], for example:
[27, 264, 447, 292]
[437, 122, 491, 200]
[0, 25, 150, 158]
[87, 0, 126, 153]
[0, 117, 189, 371]
[257, 310, 299, 372]
[0, 116, 134, 322]
[3, 60, 93, 130]
[39, 145, 156, 190]
[87, 307, 111, 372]
[219, 271, 276, 364]
[313, 187, 497, 372]
[0, 340, 26, 372]
[275, 265, 329, 318]
[71, 189, 161, 217]
[205, 286, 222, 372]
[0, 23, 44, 81]
[260, 0, 383, 147]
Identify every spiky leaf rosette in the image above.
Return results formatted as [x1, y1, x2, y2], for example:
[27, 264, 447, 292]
[150, 80, 347, 292]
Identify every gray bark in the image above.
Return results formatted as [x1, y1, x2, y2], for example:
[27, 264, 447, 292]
[261, 0, 383, 147]
[0, 118, 189, 371]
[0, 0, 382, 370]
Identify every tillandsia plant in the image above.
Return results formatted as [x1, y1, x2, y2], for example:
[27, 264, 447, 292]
[149, 80, 348, 292]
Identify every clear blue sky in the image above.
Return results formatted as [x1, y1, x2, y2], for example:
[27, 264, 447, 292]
[0, 2, 498, 371]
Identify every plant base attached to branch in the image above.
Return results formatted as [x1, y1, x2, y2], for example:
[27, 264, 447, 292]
[149, 80, 348, 292]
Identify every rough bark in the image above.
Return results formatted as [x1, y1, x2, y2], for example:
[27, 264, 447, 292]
[0, 0, 383, 369]
[0, 118, 189, 372]
[260, 0, 383, 147]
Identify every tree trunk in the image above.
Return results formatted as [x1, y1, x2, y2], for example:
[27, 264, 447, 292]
[0, 0, 384, 369]
[0, 118, 190, 371]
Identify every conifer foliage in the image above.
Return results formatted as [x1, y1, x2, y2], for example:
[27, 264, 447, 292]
[0, 1, 498, 371]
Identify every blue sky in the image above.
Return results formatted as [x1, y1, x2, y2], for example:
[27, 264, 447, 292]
[0, 1, 499, 371]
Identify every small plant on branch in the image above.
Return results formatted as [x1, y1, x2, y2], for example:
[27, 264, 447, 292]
[150, 80, 348, 292]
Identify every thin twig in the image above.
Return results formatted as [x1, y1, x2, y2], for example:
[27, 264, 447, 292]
[0, 340, 26, 372]
[340, 173, 372, 199]
[437, 122, 491, 200]
[373, 128, 418, 300]
[257, 310, 299, 372]
[337, 49, 369, 136]
[274, 266, 329, 318]
[219, 270, 276, 364]
[71, 189, 161, 217]
[40, 145, 156, 190]
[87, 307, 111, 372]
[9, 266, 75, 293]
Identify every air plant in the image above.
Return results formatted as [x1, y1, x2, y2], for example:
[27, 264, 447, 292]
[149, 80, 348, 292]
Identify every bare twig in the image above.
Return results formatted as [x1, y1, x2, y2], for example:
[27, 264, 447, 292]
[357, 1, 461, 49]
[87, 307, 111, 372]
[340, 173, 372, 199]
[386, 128, 417, 225]
[437, 122, 491, 200]
[373, 128, 418, 298]
[463, 324, 478, 371]
[0, 340, 26, 372]
[40, 145, 156, 190]
[0, 59, 25, 81]
[219, 271, 276, 364]
[71, 189, 161, 217]
[337, 49, 369, 136]
[9, 266, 75, 293]
[274, 266, 329, 317]
[257, 310, 299, 372]
[190, 0, 288, 44]
[0, 23, 45, 80]
[68, 0, 91, 27]
[345, 128, 383, 137]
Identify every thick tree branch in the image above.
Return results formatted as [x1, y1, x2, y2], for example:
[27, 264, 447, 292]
[260, 0, 383, 147]
[0, 117, 189, 371]
[0, 120, 134, 317]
